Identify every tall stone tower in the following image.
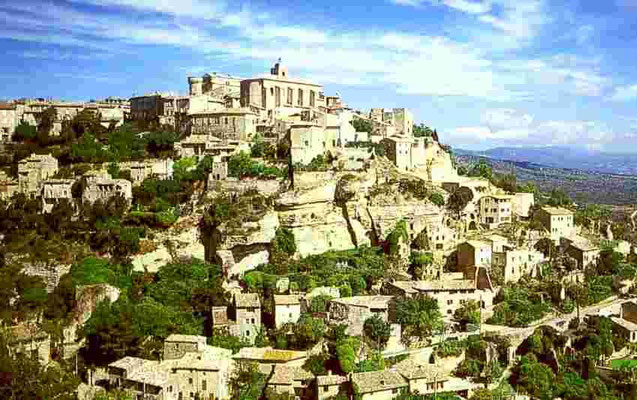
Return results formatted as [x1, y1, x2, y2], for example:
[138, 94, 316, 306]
[188, 76, 203, 96]
[270, 58, 289, 79]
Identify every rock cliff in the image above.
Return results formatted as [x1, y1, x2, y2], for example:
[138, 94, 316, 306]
[201, 158, 459, 277]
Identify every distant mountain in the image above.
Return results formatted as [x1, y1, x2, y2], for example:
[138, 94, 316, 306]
[454, 146, 637, 175]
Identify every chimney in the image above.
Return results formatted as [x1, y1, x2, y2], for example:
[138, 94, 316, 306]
[327, 370, 332, 376]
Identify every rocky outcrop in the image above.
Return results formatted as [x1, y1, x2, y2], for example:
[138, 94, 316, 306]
[200, 158, 458, 271]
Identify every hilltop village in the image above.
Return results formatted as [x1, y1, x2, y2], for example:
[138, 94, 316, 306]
[1, 61, 637, 400]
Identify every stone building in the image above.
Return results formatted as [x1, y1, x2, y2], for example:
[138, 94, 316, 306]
[7, 323, 51, 365]
[479, 194, 513, 229]
[234, 293, 261, 344]
[612, 301, 637, 343]
[18, 153, 58, 198]
[82, 173, 133, 205]
[266, 365, 313, 397]
[369, 108, 413, 136]
[512, 192, 535, 219]
[130, 93, 188, 126]
[0, 172, 18, 200]
[316, 373, 348, 400]
[127, 158, 174, 185]
[382, 135, 413, 171]
[41, 179, 74, 213]
[394, 359, 448, 396]
[0, 102, 16, 141]
[189, 108, 257, 141]
[537, 207, 575, 242]
[457, 240, 493, 270]
[233, 347, 307, 374]
[188, 73, 242, 97]
[274, 295, 302, 328]
[384, 276, 494, 318]
[208, 161, 228, 182]
[175, 134, 237, 159]
[109, 337, 233, 400]
[351, 369, 408, 400]
[492, 248, 545, 283]
[561, 236, 600, 270]
[328, 296, 394, 335]
[240, 61, 324, 119]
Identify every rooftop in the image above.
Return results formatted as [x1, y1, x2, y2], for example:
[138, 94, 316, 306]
[611, 317, 637, 332]
[542, 206, 573, 215]
[317, 374, 348, 386]
[235, 293, 261, 308]
[274, 295, 301, 306]
[463, 240, 492, 249]
[268, 365, 313, 385]
[352, 369, 407, 394]
[165, 334, 207, 344]
[566, 236, 599, 252]
[414, 279, 476, 291]
[394, 359, 447, 381]
[331, 295, 394, 309]
[234, 347, 307, 362]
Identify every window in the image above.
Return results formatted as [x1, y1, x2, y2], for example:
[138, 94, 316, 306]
[189, 378, 193, 385]
[323, 386, 329, 392]
[392, 389, 398, 394]
[251, 318, 256, 324]
[447, 299, 453, 305]
[310, 90, 315, 107]
[287, 88, 293, 105]
[298, 88, 303, 106]
[202, 380, 207, 391]
[246, 331, 250, 336]
[275, 87, 281, 107]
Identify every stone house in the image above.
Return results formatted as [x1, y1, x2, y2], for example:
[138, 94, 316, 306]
[82, 174, 132, 205]
[267, 365, 314, 398]
[494, 248, 545, 283]
[384, 277, 493, 318]
[174, 134, 237, 159]
[234, 293, 261, 344]
[328, 296, 394, 335]
[290, 122, 330, 165]
[512, 192, 535, 219]
[0, 102, 16, 141]
[316, 372, 348, 400]
[0, 172, 18, 201]
[108, 357, 172, 399]
[479, 194, 513, 228]
[188, 72, 242, 97]
[108, 336, 233, 400]
[189, 108, 257, 141]
[457, 240, 493, 270]
[208, 161, 228, 182]
[127, 158, 174, 185]
[18, 153, 58, 199]
[611, 301, 637, 343]
[274, 295, 302, 328]
[561, 236, 600, 270]
[394, 359, 448, 396]
[537, 207, 575, 243]
[233, 347, 307, 374]
[41, 179, 74, 213]
[7, 323, 51, 365]
[164, 335, 207, 360]
[382, 135, 413, 171]
[351, 369, 408, 400]
[240, 61, 324, 119]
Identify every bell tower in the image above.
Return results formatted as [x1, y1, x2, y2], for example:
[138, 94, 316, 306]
[270, 58, 289, 79]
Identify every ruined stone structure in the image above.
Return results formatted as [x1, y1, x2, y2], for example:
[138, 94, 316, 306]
[18, 153, 58, 198]
[188, 73, 242, 98]
[82, 173, 132, 205]
[189, 108, 257, 141]
[41, 179, 74, 213]
[328, 296, 393, 335]
[127, 158, 174, 185]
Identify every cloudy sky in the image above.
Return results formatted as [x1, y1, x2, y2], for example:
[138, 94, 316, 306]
[1, 0, 637, 152]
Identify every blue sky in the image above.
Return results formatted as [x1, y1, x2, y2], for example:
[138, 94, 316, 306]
[1, 0, 637, 152]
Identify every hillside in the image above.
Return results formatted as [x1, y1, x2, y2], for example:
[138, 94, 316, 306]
[456, 146, 637, 175]
[456, 154, 637, 205]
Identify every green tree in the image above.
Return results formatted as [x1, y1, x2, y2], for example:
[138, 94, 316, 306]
[251, 134, 266, 158]
[514, 355, 555, 400]
[351, 118, 373, 133]
[454, 300, 481, 329]
[394, 295, 443, 341]
[229, 361, 266, 400]
[336, 336, 360, 374]
[363, 314, 392, 350]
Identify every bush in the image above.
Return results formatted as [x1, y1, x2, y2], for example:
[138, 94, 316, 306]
[429, 192, 445, 206]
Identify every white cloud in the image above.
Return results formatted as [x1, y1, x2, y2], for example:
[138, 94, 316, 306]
[610, 84, 637, 101]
